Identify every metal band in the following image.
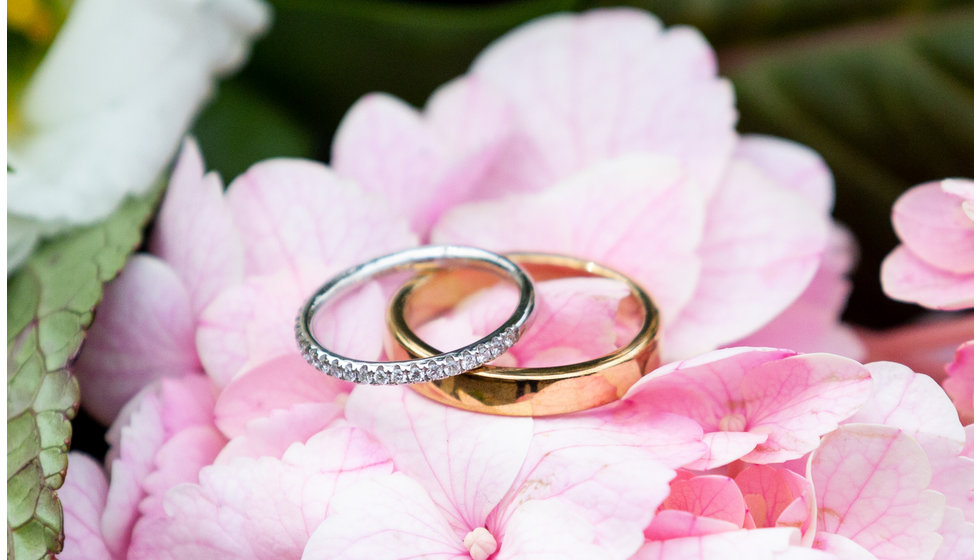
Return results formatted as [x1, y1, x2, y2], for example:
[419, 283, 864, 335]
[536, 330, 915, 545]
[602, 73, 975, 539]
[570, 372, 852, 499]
[386, 253, 660, 415]
[296, 245, 535, 385]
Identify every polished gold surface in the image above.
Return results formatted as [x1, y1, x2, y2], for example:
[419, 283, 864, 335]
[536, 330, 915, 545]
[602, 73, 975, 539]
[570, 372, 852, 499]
[386, 253, 660, 416]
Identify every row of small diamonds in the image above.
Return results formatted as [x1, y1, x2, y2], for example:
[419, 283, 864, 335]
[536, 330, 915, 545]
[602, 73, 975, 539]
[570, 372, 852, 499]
[298, 324, 520, 385]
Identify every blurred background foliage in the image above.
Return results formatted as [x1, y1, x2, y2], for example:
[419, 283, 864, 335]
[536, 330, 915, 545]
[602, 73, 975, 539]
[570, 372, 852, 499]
[192, 0, 974, 330]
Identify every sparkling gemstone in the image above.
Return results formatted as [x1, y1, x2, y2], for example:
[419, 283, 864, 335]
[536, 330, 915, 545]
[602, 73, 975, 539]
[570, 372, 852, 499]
[341, 362, 355, 381]
[390, 366, 407, 384]
[407, 364, 424, 383]
[475, 345, 491, 363]
[460, 351, 477, 370]
[373, 367, 388, 384]
[356, 365, 372, 383]
[443, 358, 461, 377]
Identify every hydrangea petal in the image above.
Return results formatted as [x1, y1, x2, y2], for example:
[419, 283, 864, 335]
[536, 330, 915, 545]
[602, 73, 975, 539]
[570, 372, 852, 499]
[61, 452, 112, 560]
[811, 532, 877, 560]
[660, 475, 746, 527]
[432, 155, 704, 328]
[225, 158, 417, 277]
[736, 224, 864, 359]
[150, 138, 243, 315]
[881, 246, 973, 310]
[138, 425, 226, 519]
[74, 255, 201, 424]
[741, 353, 871, 463]
[215, 402, 344, 464]
[943, 341, 974, 425]
[303, 474, 467, 559]
[666, 154, 830, 358]
[892, 180, 974, 273]
[495, 499, 606, 559]
[735, 465, 816, 544]
[934, 506, 974, 560]
[849, 361, 964, 463]
[635, 527, 807, 559]
[491, 408, 701, 556]
[691, 431, 769, 470]
[644, 509, 740, 541]
[470, 8, 736, 197]
[809, 424, 944, 560]
[197, 267, 385, 385]
[129, 426, 392, 559]
[733, 136, 834, 213]
[345, 386, 533, 534]
[214, 354, 350, 438]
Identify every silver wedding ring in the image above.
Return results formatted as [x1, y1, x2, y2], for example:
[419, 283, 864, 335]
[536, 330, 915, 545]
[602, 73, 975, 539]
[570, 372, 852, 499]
[296, 245, 535, 385]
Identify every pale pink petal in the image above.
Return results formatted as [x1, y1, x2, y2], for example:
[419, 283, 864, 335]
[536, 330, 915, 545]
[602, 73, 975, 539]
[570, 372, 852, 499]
[129, 426, 392, 559]
[881, 246, 973, 310]
[809, 424, 944, 560]
[735, 465, 816, 544]
[934, 506, 974, 560]
[61, 452, 112, 560]
[644, 509, 740, 541]
[849, 361, 965, 463]
[138, 425, 226, 519]
[666, 154, 830, 358]
[302, 474, 468, 560]
[214, 354, 350, 438]
[197, 267, 386, 386]
[660, 475, 746, 527]
[417, 277, 628, 367]
[963, 424, 974, 458]
[811, 532, 877, 560]
[741, 353, 872, 463]
[495, 500, 606, 559]
[490, 408, 702, 557]
[433, 155, 704, 329]
[75, 255, 201, 424]
[943, 341, 974, 425]
[150, 138, 244, 315]
[690, 431, 769, 470]
[733, 135, 834, 213]
[892, 180, 973, 273]
[928, 451, 973, 522]
[345, 386, 533, 534]
[215, 402, 344, 464]
[736, 224, 865, 359]
[635, 527, 804, 560]
[225, 158, 417, 277]
[470, 9, 736, 197]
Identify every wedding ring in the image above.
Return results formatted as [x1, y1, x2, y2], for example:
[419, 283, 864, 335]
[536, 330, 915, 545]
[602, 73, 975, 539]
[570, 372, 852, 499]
[386, 253, 660, 415]
[296, 246, 534, 385]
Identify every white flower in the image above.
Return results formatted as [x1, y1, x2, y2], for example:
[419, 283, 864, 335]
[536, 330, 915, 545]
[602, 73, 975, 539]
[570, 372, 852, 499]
[7, 0, 271, 272]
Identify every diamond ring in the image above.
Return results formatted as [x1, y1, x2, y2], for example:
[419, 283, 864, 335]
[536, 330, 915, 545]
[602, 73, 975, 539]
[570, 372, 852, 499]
[296, 245, 535, 385]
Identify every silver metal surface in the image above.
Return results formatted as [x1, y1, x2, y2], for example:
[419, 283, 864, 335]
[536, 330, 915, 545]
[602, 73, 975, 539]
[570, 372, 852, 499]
[296, 245, 535, 385]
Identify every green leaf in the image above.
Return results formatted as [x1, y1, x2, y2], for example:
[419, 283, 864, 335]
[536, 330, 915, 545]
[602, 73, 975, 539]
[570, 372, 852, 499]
[6, 188, 160, 559]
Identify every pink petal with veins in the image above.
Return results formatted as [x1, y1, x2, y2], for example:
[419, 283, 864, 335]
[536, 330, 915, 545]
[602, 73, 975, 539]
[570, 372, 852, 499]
[469, 9, 736, 197]
[129, 426, 392, 559]
[811, 532, 877, 560]
[214, 354, 350, 438]
[735, 464, 816, 544]
[75, 255, 201, 424]
[302, 473, 468, 560]
[433, 155, 704, 330]
[138, 425, 226, 519]
[635, 527, 809, 560]
[892, 180, 973, 273]
[224, 158, 417, 277]
[666, 152, 829, 358]
[659, 475, 746, 527]
[809, 424, 944, 560]
[150, 138, 244, 315]
[215, 402, 344, 464]
[849, 361, 964, 463]
[197, 266, 385, 385]
[491, 408, 701, 557]
[881, 246, 973, 310]
[61, 453, 112, 560]
[934, 506, 974, 560]
[494, 500, 606, 559]
[736, 224, 864, 359]
[345, 386, 533, 534]
[943, 341, 974, 425]
[733, 135, 834, 213]
[644, 509, 740, 541]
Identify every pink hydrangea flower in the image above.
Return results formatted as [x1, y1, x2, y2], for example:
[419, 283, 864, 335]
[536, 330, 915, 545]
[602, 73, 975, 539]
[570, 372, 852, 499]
[881, 179, 974, 310]
[943, 341, 974, 424]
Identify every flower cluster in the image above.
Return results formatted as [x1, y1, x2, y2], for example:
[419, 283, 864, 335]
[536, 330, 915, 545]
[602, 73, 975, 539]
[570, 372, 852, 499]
[60, 9, 972, 559]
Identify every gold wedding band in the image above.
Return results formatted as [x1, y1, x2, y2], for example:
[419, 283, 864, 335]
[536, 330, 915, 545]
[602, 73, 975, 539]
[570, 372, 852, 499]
[385, 253, 660, 416]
